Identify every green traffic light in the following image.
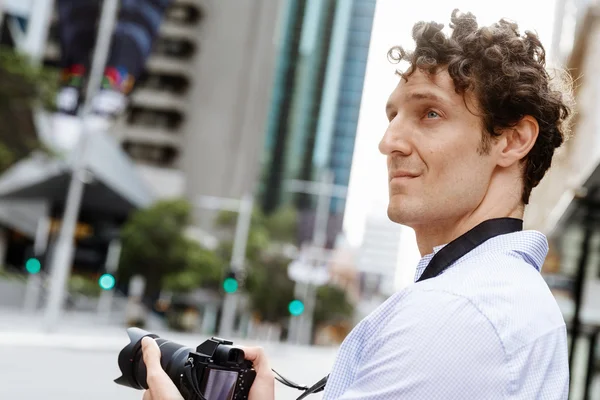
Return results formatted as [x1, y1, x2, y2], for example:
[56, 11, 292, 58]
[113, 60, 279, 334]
[223, 277, 238, 294]
[288, 299, 305, 316]
[223, 277, 238, 293]
[25, 258, 41, 274]
[98, 273, 116, 290]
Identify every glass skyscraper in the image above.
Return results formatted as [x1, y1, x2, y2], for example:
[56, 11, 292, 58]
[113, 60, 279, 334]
[260, 0, 376, 225]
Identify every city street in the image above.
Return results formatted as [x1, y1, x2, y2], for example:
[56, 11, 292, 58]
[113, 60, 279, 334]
[0, 311, 338, 400]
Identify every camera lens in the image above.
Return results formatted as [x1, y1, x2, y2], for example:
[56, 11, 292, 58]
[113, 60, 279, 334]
[114, 327, 193, 390]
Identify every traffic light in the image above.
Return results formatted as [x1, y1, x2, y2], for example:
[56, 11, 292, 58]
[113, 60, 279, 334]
[288, 299, 305, 316]
[222, 270, 239, 294]
[25, 257, 42, 274]
[23, 246, 44, 274]
[98, 273, 116, 290]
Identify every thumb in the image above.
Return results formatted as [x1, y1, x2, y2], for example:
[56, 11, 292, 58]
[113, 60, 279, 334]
[141, 337, 171, 388]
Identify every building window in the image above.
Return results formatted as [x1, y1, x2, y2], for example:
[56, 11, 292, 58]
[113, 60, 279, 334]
[152, 37, 196, 59]
[127, 106, 184, 129]
[164, 3, 203, 26]
[122, 141, 179, 167]
[136, 71, 190, 94]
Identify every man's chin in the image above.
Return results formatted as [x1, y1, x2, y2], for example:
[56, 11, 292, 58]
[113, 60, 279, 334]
[387, 199, 426, 227]
[387, 206, 411, 225]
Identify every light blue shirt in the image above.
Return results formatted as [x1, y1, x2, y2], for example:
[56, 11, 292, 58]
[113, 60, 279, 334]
[323, 230, 569, 399]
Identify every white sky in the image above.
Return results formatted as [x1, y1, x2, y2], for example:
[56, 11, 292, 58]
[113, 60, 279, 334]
[343, 0, 559, 288]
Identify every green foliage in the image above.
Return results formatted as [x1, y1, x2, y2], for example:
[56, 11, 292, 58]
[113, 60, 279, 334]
[314, 285, 354, 327]
[263, 206, 298, 243]
[214, 206, 299, 323]
[0, 46, 58, 173]
[118, 198, 355, 330]
[244, 254, 296, 323]
[119, 199, 222, 297]
[69, 274, 101, 297]
[162, 242, 224, 292]
[0, 46, 58, 108]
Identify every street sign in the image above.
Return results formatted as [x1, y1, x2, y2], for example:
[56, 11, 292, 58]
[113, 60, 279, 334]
[287, 259, 330, 286]
[287, 245, 332, 286]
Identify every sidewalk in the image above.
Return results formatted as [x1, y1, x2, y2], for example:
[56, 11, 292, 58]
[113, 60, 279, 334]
[0, 307, 337, 356]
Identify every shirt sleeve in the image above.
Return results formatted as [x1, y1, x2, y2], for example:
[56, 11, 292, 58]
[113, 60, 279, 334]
[335, 289, 509, 400]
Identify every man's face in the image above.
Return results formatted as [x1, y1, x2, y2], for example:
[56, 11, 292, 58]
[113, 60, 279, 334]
[380, 69, 497, 227]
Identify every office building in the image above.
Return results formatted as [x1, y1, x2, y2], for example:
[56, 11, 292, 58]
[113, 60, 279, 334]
[356, 209, 402, 297]
[259, 0, 377, 236]
[42, 0, 280, 205]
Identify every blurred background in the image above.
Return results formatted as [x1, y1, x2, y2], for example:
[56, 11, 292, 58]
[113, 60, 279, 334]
[0, 0, 598, 399]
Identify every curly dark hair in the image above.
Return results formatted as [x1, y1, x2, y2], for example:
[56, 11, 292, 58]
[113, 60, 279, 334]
[388, 9, 574, 204]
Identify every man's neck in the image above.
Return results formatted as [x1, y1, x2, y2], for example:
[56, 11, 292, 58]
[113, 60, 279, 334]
[413, 207, 524, 256]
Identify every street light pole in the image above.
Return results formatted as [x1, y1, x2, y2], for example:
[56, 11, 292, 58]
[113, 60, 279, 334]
[43, 0, 120, 332]
[285, 169, 347, 345]
[195, 193, 254, 338]
[23, 216, 50, 312]
[97, 238, 122, 319]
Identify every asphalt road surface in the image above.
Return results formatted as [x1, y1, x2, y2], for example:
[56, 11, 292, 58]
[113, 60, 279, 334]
[0, 332, 338, 400]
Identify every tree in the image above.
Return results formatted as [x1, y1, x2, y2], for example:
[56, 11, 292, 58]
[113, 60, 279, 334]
[214, 206, 355, 328]
[244, 252, 296, 323]
[314, 285, 354, 328]
[0, 47, 57, 173]
[119, 199, 221, 302]
[214, 207, 297, 324]
[162, 241, 224, 292]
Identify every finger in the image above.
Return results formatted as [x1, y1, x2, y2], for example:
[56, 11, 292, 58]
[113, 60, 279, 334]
[141, 337, 173, 389]
[142, 389, 153, 400]
[238, 346, 272, 375]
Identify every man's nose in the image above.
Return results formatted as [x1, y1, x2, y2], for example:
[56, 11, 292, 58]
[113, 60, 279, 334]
[379, 119, 413, 156]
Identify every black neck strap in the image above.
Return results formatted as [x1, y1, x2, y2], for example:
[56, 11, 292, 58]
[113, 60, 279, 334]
[416, 218, 523, 283]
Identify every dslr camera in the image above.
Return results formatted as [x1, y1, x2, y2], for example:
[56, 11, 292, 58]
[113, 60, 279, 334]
[115, 327, 255, 400]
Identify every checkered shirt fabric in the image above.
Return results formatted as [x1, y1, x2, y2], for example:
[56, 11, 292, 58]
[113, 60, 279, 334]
[322, 231, 569, 399]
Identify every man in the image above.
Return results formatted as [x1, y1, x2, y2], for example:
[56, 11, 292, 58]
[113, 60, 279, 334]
[141, 9, 573, 400]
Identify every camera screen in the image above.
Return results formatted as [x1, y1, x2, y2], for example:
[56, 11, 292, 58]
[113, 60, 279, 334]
[202, 369, 239, 400]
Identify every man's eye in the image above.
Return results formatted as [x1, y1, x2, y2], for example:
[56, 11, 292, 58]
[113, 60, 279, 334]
[426, 110, 440, 119]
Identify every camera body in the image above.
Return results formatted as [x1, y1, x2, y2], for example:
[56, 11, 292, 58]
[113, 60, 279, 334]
[114, 328, 256, 400]
[180, 337, 256, 400]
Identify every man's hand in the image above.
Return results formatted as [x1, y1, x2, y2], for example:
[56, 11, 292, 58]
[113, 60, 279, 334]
[141, 337, 275, 400]
[141, 337, 184, 400]
[238, 346, 275, 400]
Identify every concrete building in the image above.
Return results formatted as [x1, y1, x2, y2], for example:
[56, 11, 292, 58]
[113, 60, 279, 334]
[353, 207, 402, 319]
[40, 0, 281, 207]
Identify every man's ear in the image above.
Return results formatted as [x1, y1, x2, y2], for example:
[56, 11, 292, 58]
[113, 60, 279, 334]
[496, 115, 539, 168]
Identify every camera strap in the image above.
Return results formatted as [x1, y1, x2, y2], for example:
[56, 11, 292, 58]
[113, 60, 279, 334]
[416, 217, 523, 282]
[293, 218, 523, 400]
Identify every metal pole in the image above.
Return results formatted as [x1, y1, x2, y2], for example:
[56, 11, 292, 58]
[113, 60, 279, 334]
[569, 203, 593, 371]
[20, 0, 55, 64]
[313, 170, 334, 248]
[583, 329, 598, 400]
[43, 0, 120, 332]
[97, 239, 122, 318]
[218, 193, 253, 338]
[300, 171, 333, 344]
[24, 216, 50, 312]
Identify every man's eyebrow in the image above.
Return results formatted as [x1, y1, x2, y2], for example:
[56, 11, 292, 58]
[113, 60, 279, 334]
[386, 90, 450, 116]
[404, 90, 449, 104]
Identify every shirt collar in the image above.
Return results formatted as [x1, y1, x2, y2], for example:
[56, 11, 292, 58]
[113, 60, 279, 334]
[412, 230, 548, 283]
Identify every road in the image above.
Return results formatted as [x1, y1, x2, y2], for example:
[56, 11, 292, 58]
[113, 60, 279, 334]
[0, 311, 338, 400]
